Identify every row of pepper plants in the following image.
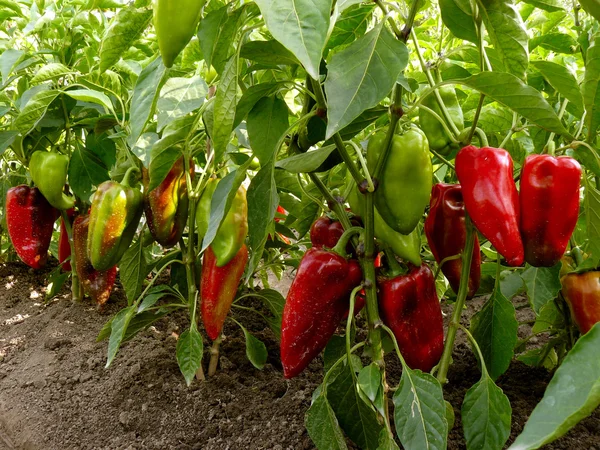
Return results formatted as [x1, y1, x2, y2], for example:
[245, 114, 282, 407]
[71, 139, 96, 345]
[1, 0, 600, 448]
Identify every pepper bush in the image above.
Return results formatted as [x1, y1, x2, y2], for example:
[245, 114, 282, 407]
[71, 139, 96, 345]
[1, 0, 600, 449]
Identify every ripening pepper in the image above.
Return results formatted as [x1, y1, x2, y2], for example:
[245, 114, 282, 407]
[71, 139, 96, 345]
[520, 155, 582, 267]
[347, 183, 421, 266]
[309, 216, 362, 254]
[367, 128, 432, 235]
[201, 244, 248, 340]
[73, 215, 117, 306]
[424, 184, 481, 297]
[418, 87, 463, 155]
[144, 157, 192, 248]
[196, 179, 248, 267]
[154, 0, 206, 68]
[29, 151, 75, 210]
[281, 246, 363, 378]
[455, 146, 524, 267]
[58, 209, 76, 271]
[87, 169, 144, 271]
[378, 264, 444, 372]
[561, 271, 600, 334]
[6, 186, 59, 269]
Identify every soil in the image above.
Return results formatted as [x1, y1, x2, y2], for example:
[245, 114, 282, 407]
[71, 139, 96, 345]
[0, 261, 598, 450]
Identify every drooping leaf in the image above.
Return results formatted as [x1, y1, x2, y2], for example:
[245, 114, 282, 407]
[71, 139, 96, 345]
[211, 54, 238, 163]
[176, 325, 204, 386]
[521, 264, 562, 314]
[306, 390, 348, 450]
[531, 61, 584, 115]
[583, 37, 600, 141]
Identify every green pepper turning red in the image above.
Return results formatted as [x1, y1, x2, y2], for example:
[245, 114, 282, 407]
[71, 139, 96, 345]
[378, 264, 444, 372]
[424, 184, 481, 298]
[418, 87, 463, 155]
[456, 146, 524, 267]
[29, 151, 75, 210]
[87, 169, 144, 271]
[561, 271, 600, 334]
[520, 155, 582, 267]
[366, 128, 432, 235]
[6, 185, 59, 269]
[144, 157, 192, 248]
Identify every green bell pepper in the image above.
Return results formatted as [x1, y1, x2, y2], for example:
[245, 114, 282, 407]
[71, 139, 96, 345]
[366, 127, 432, 235]
[418, 86, 463, 155]
[29, 151, 75, 210]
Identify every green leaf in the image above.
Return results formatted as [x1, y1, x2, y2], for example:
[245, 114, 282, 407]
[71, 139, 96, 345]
[509, 323, 600, 449]
[128, 57, 167, 147]
[99, 7, 152, 73]
[240, 40, 299, 66]
[326, 5, 373, 52]
[254, 0, 332, 79]
[197, 6, 228, 71]
[68, 144, 111, 201]
[583, 37, 600, 142]
[531, 61, 584, 115]
[306, 390, 348, 450]
[585, 184, 600, 267]
[15, 89, 60, 135]
[439, 0, 477, 43]
[65, 89, 115, 115]
[211, 54, 238, 163]
[455, 72, 571, 136]
[148, 147, 181, 192]
[176, 325, 204, 386]
[119, 237, 149, 304]
[470, 289, 518, 380]
[275, 145, 337, 173]
[520, 0, 563, 12]
[138, 285, 179, 313]
[105, 306, 136, 368]
[157, 76, 207, 132]
[530, 33, 578, 54]
[0, 130, 19, 156]
[233, 82, 280, 128]
[521, 264, 562, 314]
[378, 430, 401, 450]
[250, 288, 285, 339]
[0, 49, 23, 85]
[247, 96, 289, 164]
[462, 372, 512, 450]
[325, 22, 408, 139]
[30, 63, 72, 85]
[393, 368, 448, 450]
[358, 363, 382, 403]
[328, 361, 383, 450]
[239, 324, 268, 369]
[532, 300, 565, 334]
[579, 0, 600, 21]
[477, 0, 529, 79]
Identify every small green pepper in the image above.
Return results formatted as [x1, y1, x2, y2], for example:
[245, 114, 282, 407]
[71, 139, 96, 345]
[418, 86, 463, 155]
[29, 151, 75, 210]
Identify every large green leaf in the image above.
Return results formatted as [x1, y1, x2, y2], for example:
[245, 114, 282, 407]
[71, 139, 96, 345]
[439, 0, 477, 43]
[247, 96, 290, 164]
[531, 61, 584, 115]
[583, 37, 600, 141]
[211, 54, 238, 163]
[176, 325, 204, 386]
[157, 76, 207, 132]
[324, 22, 408, 139]
[15, 89, 60, 135]
[306, 390, 348, 450]
[521, 264, 562, 314]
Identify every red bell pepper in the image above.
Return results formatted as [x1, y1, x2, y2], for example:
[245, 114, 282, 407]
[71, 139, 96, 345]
[280, 244, 363, 379]
[58, 209, 75, 271]
[378, 264, 444, 372]
[201, 244, 249, 340]
[6, 185, 59, 269]
[455, 146, 524, 266]
[561, 271, 600, 334]
[309, 215, 361, 254]
[424, 184, 481, 297]
[73, 215, 117, 306]
[520, 155, 581, 267]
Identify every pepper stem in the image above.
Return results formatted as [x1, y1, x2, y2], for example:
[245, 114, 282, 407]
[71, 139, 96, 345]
[331, 226, 363, 257]
[382, 246, 406, 278]
[121, 167, 140, 188]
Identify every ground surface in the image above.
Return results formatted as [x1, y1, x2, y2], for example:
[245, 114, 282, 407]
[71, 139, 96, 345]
[0, 261, 598, 450]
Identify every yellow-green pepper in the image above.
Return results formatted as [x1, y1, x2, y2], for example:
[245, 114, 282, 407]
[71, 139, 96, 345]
[29, 151, 75, 210]
[418, 86, 463, 155]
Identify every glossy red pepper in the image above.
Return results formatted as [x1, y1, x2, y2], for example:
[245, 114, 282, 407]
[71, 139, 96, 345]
[424, 184, 481, 297]
[6, 186, 59, 269]
[73, 215, 117, 307]
[58, 209, 75, 271]
[562, 271, 600, 334]
[309, 216, 361, 254]
[280, 247, 363, 378]
[520, 155, 582, 267]
[455, 146, 524, 266]
[378, 264, 444, 372]
[201, 244, 249, 340]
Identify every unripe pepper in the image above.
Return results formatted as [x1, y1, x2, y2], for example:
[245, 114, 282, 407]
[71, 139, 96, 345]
[58, 209, 76, 271]
[561, 271, 600, 334]
[455, 146, 524, 266]
[154, 0, 206, 68]
[280, 237, 363, 379]
[424, 184, 481, 297]
[73, 215, 117, 306]
[347, 183, 421, 266]
[87, 168, 144, 271]
[520, 155, 581, 267]
[201, 244, 248, 340]
[418, 87, 463, 155]
[143, 157, 192, 248]
[196, 179, 248, 267]
[29, 151, 75, 210]
[366, 128, 432, 235]
[6, 186, 59, 269]
[378, 264, 444, 372]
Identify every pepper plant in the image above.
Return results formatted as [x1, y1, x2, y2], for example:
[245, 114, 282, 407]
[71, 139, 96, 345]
[1, 0, 600, 448]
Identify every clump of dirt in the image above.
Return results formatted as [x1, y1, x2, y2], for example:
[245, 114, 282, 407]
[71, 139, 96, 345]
[0, 262, 598, 449]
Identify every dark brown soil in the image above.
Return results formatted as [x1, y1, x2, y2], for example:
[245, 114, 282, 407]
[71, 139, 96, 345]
[0, 262, 598, 449]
